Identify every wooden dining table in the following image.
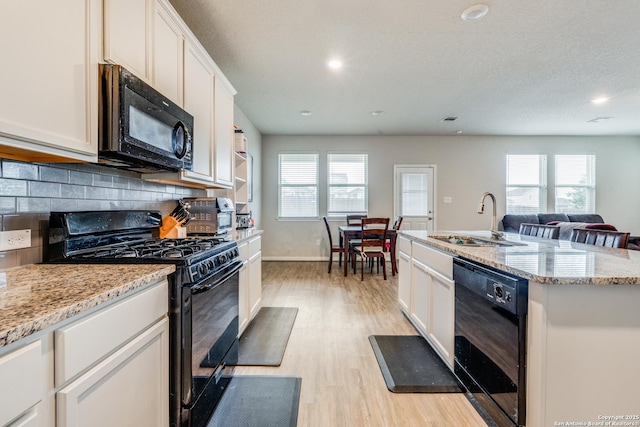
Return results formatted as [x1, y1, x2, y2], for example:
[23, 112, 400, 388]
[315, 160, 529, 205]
[338, 225, 397, 277]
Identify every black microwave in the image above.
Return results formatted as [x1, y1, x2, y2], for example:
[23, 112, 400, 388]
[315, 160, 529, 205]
[98, 64, 194, 172]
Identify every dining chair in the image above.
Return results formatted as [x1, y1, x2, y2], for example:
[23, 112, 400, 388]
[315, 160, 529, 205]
[346, 214, 367, 225]
[345, 214, 367, 259]
[352, 217, 389, 280]
[322, 216, 344, 273]
[385, 216, 403, 275]
[518, 223, 560, 239]
[569, 228, 630, 249]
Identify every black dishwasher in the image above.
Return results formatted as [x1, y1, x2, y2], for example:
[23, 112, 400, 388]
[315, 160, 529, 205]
[453, 258, 528, 427]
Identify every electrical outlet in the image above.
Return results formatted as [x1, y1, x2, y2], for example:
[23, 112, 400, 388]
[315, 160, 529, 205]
[315, 239, 321, 246]
[0, 229, 32, 251]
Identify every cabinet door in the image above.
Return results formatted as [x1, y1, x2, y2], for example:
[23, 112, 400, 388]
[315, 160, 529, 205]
[182, 41, 215, 183]
[213, 77, 235, 188]
[410, 259, 431, 335]
[153, 0, 184, 105]
[103, 0, 153, 82]
[248, 250, 262, 317]
[0, 341, 43, 426]
[238, 260, 250, 335]
[7, 409, 39, 427]
[0, 0, 99, 162]
[397, 251, 411, 312]
[428, 269, 455, 367]
[56, 318, 168, 427]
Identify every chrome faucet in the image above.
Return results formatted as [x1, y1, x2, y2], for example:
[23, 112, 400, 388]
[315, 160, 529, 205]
[477, 192, 504, 240]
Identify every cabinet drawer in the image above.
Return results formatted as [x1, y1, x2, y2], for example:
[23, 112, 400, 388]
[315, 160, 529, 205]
[248, 236, 261, 257]
[55, 280, 168, 385]
[412, 242, 453, 279]
[0, 341, 42, 426]
[238, 241, 249, 261]
[398, 236, 412, 255]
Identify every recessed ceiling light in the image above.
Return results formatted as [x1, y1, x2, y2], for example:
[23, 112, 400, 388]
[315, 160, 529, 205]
[328, 59, 343, 70]
[591, 96, 609, 104]
[461, 4, 489, 21]
[300, 110, 312, 116]
[371, 111, 385, 116]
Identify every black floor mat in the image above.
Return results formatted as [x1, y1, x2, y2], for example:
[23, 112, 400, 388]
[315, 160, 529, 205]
[369, 335, 463, 393]
[235, 307, 298, 366]
[207, 376, 301, 427]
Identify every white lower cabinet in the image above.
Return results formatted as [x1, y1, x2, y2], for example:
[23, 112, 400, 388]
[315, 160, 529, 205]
[237, 235, 262, 335]
[248, 236, 262, 318]
[397, 251, 411, 311]
[398, 239, 455, 367]
[410, 259, 431, 334]
[0, 341, 44, 426]
[237, 241, 250, 335]
[56, 318, 168, 427]
[0, 279, 169, 427]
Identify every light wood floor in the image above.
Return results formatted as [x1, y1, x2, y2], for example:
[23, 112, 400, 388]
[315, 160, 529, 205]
[233, 261, 488, 427]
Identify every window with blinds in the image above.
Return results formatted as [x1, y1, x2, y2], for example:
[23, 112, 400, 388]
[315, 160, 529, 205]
[278, 153, 319, 218]
[555, 155, 596, 214]
[327, 153, 368, 217]
[506, 155, 547, 214]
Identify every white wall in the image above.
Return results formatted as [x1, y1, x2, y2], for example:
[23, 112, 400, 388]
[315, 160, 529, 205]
[260, 134, 640, 260]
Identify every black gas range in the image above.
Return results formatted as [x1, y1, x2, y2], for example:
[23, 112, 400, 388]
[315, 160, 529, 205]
[45, 210, 242, 427]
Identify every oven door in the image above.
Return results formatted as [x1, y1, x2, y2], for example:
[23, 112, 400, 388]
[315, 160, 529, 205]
[182, 261, 241, 427]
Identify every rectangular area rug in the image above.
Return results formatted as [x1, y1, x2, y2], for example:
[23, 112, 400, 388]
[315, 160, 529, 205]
[369, 335, 463, 393]
[235, 306, 298, 366]
[207, 376, 301, 427]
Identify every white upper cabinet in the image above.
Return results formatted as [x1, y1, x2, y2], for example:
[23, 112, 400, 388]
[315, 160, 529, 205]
[213, 78, 235, 188]
[146, 40, 215, 186]
[153, 0, 184, 105]
[0, 0, 100, 162]
[103, 0, 153, 83]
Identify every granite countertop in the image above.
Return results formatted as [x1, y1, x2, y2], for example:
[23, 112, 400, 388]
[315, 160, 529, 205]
[0, 263, 175, 349]
[399, 230, 640, 285]
[230, 228, 263, 242]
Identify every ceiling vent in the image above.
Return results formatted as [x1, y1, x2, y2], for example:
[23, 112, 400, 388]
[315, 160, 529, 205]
[441, 116, 459, 122]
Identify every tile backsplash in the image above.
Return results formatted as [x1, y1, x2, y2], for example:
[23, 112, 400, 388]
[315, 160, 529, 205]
[0, 159, 207, 269]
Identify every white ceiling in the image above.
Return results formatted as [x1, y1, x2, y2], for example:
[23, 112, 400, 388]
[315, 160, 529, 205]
[168, 0, 640, 136]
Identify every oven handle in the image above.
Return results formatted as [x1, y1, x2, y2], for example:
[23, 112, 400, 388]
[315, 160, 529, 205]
[191, 260, 242, 295]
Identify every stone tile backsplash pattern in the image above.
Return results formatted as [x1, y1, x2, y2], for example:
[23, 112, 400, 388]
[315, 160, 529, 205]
[0, 159, 207, 269]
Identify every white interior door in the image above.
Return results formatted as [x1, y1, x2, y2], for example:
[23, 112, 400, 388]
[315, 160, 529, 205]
[394, 165, 435, 231]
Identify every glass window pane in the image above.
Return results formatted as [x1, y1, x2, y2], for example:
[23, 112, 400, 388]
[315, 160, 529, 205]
[506, 155, 547, 214]
[328, 186, 366, 213]
[328, 154, 368, 216]
[401, 173, 429, 216]
[278, 153, 318, 218]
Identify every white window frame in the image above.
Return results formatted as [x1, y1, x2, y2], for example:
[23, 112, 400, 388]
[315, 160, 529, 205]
[277, 152, 319, 219]
[327, 153, 368, 218]
[506, 154, 547, 214]
[554, 154, 596, 214]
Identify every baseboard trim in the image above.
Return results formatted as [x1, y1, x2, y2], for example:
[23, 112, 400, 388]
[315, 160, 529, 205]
[262, 256, 326, 262]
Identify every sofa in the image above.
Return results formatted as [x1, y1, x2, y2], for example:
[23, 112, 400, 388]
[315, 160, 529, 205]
[501, 213, 605, 233]
[501, 213, 639, 250]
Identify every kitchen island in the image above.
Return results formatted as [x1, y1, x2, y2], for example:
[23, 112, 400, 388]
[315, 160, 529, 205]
[398, 230, 640, 427]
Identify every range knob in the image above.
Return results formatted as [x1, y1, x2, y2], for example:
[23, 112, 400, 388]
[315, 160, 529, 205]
[218, 253, 227, 264]
[198, 263, 208, 276]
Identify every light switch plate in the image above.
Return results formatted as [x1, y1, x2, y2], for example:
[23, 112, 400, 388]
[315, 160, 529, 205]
[0, 229, 31, 251]
[443, 197, 453, 204]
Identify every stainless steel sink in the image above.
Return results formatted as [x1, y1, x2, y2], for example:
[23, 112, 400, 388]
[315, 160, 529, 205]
[431, 235, 526, 247]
